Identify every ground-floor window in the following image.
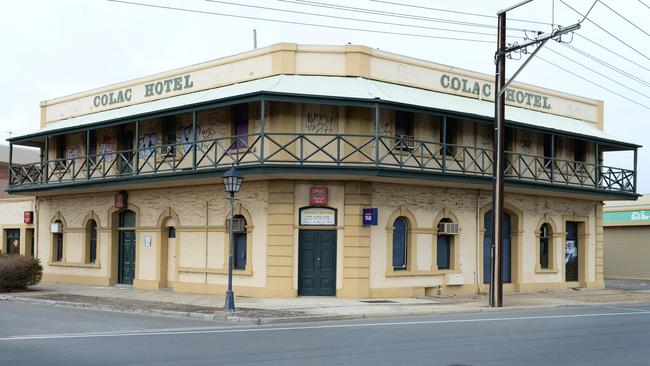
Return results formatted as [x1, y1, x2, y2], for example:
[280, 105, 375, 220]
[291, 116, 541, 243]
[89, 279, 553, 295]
[87, 220, 97, 263]
[5, 229, 20, 255]
[392, 217, 408, 270]
[53, 220, 64, 261]
[232, 215, 247, 270]
[539, 223, 551, 269]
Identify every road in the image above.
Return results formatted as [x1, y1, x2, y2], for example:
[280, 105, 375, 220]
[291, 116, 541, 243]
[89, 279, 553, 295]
[1, 301, 650, 365]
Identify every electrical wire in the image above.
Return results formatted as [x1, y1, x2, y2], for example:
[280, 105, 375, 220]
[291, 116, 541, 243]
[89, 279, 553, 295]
[545, 47, 650, 101]
[106, 0, 497, 44]
[537, 56, 650, 110]
[575, 33, 650, 73]
[368, 0, 553, 26]
[561, 43, 650, 88]
[640, 0, 650, 11]
[279, 0, 542, 33]
[204, 0, 508, 39]
[597, 0, 650, 37]
[560, 0, 650, 61]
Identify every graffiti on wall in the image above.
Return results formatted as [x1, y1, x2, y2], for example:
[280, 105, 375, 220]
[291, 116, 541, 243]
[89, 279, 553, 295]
[65, 145, 82, 160]
[305, 112, 336, 134]
[138, 132, 160, 158]
[177, 125, 195, 153]
[373, 121, 392, 136]
[98, 136, 116, 162]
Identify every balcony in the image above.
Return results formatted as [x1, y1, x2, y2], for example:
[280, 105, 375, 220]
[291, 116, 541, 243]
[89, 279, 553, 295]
[8, 133, 636, 196]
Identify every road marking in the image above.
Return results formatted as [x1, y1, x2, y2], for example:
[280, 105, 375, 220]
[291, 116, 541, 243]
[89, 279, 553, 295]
[605, 306, 650, 313]
[2, 310, 649, 342]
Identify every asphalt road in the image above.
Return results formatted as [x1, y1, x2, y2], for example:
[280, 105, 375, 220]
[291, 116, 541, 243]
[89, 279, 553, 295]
[1, 302, 650, 366]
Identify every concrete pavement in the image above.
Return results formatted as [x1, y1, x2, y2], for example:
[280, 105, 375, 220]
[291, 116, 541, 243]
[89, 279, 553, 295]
[3, 281, 650, 323]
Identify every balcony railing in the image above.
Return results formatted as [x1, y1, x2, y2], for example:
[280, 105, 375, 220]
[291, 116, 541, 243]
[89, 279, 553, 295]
[8, 133, 636, 194]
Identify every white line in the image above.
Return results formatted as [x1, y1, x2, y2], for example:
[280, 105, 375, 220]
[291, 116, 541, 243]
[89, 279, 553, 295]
[2, 310, 649, 342]
[606, 306, 650, 313]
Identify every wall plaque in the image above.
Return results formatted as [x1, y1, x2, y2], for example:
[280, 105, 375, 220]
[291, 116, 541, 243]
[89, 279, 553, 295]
[299, 206, 337, 226]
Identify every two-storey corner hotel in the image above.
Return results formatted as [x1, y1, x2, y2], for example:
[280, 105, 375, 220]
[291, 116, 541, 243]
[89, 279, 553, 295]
[7, 44, 640, 298]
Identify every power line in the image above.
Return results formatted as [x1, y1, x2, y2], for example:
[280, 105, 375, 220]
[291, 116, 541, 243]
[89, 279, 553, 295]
[559, 0, 650, 61]
[640, 0, 650, 11]
[575, 33, 650, 74]
[545, 46, 650, 101]
[368, 0, 552, 26]
[280, 0, 543, 33]
[561, 43, 650, 88]
[537, 55, 650, 110]
[107, 0, 496, 44]
[204, 0, 505, 39]
[597, 0, 650, 37]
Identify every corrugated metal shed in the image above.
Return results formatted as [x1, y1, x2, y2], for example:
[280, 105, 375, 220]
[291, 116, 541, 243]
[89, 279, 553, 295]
[15, 75, 637, 146]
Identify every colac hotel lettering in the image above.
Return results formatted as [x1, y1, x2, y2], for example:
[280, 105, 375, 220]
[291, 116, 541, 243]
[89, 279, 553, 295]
[440, 74, 552, 110]
[92, 74, 194, 108]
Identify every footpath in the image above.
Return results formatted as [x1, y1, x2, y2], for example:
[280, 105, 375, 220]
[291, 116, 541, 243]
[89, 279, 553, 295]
[2, 281, 650, 324]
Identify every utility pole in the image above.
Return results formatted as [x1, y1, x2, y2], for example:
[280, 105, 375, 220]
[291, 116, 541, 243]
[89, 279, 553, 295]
[489, 0, 581, 308]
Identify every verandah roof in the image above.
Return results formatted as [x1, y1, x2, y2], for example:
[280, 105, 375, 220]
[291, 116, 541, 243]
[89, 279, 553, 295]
[11, 75, 639, 149]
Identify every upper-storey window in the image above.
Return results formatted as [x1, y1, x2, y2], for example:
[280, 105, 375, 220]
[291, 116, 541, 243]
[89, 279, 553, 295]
[574, 140, 586, 168]
[164, 116, 177, 156]
[441, 118, 458, 155]
[232, 104, 249, 150]
[543, 134, 553, 168]
[56, 135, 66, 160]
[88, 130, 97, 164]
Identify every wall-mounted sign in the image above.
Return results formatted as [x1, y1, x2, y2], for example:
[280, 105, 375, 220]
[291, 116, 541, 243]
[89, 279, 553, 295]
[50, 222, 62, 233]
[144, 237, 152, 247]
[24, 211, 33, 224]
[310, 187, 329, 206]
[362, 208, 378, 226]
[300, 206, 337, 226]
[603, 210, 650, 224]
[115, 191, 128, 209]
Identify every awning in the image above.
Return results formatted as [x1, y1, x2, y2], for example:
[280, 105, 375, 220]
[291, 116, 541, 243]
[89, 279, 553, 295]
[11, 75, 639, 148]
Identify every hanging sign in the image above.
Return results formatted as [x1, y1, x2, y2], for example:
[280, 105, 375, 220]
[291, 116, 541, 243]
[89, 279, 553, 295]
[362, 208, 378, 226]
[24, 211, 33, 224]
[300, 206, 337, 226]
[310, 187, 329, 206]
[114, 191, 128, 209]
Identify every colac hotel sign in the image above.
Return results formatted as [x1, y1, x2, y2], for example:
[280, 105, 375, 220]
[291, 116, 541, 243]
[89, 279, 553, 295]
[440, 73, 552, 110]
[92, 75, 195, 108]
[603, 210, 650, 224]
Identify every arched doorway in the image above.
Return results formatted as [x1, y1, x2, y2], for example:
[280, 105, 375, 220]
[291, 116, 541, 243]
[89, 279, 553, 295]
[118, 210, 136, 285]
[483, 210, 512, 284]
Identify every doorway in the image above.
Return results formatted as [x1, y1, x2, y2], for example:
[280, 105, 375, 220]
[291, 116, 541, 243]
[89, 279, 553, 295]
[483, 211, 512, 284]
[298, 230, 336, 296]
[118, 210, 136, 285]
[565, 221, 579, 282]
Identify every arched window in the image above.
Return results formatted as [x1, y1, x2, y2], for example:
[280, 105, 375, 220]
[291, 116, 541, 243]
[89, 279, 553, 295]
[87, 219, 97, 263]
[232, 215, 247, 270]
[437, 218, 454, 270]
[539, 223, 551, 269]
[392, 217, 408, 270]
[53, 220, 64, 262]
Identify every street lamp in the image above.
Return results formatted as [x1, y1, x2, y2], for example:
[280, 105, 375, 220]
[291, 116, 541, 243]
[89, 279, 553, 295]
[222, 165, 243, 312]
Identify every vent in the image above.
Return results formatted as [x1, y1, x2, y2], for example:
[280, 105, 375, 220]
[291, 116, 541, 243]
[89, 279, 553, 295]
[226, 217, 247, 233]
[438, 222, 459, 235]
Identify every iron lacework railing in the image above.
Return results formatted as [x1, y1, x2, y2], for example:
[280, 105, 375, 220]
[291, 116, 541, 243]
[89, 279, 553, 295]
[9, 133, 636, 194]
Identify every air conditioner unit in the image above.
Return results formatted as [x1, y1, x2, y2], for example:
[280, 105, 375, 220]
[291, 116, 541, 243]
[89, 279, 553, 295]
[50, 223, 63, 233]
[438, 222, 459, 235]
[399, 135, 415, 150]
[226, 217, 247, 233]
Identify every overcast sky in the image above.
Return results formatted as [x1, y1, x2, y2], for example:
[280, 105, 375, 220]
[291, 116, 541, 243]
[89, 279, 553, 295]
[1, 0, 648, 192]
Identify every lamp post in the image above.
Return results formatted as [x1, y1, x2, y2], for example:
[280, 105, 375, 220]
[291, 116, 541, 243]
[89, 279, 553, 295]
[222, 166, 243, 312]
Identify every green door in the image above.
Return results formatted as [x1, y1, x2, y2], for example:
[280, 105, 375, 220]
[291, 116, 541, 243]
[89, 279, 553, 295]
[299, 230, 336, 296]
[118, 230, 136, 285]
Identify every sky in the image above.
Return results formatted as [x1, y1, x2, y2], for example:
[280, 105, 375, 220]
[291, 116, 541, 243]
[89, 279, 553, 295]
[0, 0, 648, 192]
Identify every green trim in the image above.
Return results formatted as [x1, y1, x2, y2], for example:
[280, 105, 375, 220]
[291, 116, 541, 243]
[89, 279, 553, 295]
[7, 163, 638, 200]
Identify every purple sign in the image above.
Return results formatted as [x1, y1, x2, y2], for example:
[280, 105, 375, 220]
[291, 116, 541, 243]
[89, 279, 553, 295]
[362, 208, 378, 226]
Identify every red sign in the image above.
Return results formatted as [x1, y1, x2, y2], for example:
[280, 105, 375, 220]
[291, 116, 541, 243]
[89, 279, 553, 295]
[114, 191, 128, 209]
[310, 187, 328, 206]
[23, 211, 33, 224]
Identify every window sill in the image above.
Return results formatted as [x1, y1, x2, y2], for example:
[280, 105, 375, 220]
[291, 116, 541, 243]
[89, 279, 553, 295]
[535, 267, 558, 274]
[385, 269, 460, 277]
[49, 261, 101, 268]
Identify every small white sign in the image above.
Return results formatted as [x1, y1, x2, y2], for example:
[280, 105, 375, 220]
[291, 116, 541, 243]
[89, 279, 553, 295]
[144, 236, 152, 247]
[50, 223, 62, 233]
[300, 207, 336, 226]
